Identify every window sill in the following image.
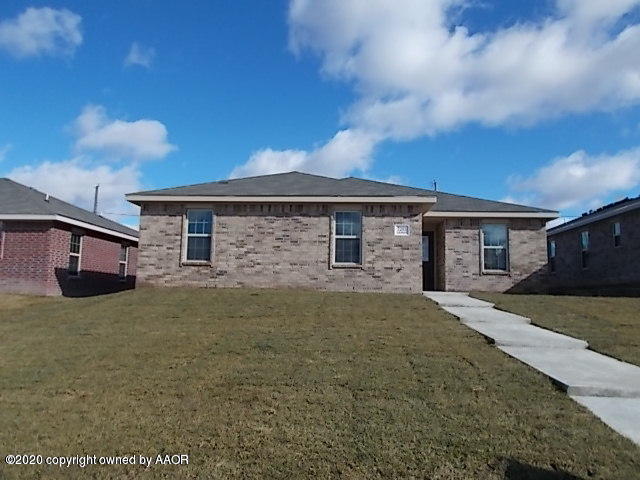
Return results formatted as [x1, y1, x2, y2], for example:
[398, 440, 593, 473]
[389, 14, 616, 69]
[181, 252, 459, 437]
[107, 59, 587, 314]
[181, 260, 212, 267]
[482, 270, 510, 276]
[331, 263, 363, 269]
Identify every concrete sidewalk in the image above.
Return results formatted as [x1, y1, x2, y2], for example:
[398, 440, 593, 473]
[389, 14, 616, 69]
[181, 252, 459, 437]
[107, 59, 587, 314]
[424, 291, 640, 446]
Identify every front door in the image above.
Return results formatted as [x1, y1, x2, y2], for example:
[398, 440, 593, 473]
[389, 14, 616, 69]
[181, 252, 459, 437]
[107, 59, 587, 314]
[422, 232, 435, 291]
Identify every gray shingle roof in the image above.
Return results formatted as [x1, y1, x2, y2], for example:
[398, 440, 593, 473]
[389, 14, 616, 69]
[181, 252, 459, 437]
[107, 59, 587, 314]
[0, 178, 139, 238]
[128, 171, 555, 214]
[548, 195, 640, 234]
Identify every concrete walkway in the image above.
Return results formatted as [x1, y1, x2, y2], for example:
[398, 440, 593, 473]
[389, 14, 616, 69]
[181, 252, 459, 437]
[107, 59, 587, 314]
[424, 291, 640, 446]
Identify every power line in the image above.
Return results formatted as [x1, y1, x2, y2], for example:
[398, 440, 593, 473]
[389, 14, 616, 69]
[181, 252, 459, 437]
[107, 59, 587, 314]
[99, 212, 140, 217]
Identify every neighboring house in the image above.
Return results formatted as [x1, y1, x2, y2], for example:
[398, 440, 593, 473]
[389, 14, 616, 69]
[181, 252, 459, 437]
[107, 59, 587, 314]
[547, 196, 640, 295]
[126, 171, 557, 294]
[0, 179, 139, 296]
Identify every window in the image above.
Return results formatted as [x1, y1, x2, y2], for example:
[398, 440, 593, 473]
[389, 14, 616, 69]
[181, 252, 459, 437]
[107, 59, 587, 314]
[548, 240, 556, 273]
[0, 221, 4, 260]
[481, 224, 509, 272]
[580, 231, 589, 269]
[613, 222, 621, 247]
[68, 233, 82, 276]
[422, 235, 430, 262]
[334, 211, 362, 265]
[185, 209, 213, 262]
[119, 245, 129, 279]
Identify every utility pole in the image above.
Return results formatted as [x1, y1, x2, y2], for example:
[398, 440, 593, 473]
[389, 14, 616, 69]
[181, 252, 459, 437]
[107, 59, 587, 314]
[93, 184, 99, 214]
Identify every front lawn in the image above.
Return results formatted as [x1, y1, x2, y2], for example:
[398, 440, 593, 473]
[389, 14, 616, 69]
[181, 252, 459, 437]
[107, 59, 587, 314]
[0, 288, 638, 479]
[474, 293, 640, 367]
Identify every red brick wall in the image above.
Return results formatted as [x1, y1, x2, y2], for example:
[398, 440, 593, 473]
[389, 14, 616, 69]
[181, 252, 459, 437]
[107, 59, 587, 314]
[0, 220, 138, 296]
[0, 221, 56, 295]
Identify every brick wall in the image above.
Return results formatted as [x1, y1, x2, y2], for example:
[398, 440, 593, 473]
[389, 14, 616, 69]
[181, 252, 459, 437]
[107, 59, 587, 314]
[442, 217, 548, 292]
[137, 202, 423, 294]
[0, 221, 55, 295]
[548, 208, 640, 292]
[0, 220, 138, 296]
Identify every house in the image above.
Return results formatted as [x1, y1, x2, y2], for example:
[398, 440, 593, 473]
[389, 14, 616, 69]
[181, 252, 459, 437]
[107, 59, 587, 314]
[0, 178, 139, 296]
[547, 195, 640, 295]
[126, 171, 557, 294]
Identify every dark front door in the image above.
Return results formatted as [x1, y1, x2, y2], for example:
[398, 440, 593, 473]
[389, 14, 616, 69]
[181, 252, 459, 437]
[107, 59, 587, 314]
[422, 232, 435, 291]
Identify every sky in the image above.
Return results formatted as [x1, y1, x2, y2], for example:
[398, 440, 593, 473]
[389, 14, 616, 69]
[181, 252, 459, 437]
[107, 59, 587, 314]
[1, 0, 640, 228]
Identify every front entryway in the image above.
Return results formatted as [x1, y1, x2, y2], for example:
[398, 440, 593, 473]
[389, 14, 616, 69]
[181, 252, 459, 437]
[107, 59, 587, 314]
[422, 232, 435, 291]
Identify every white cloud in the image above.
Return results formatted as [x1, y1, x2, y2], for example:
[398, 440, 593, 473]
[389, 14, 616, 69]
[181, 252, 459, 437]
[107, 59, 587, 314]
[232, 0, 640, 178]
[0, 144, 11, 162]
[231, 129, 378, 178]
[507, 148, 640, 210]
[289, 0, 640, 137]
[0, 7, 82, 58]
[124, 42, 155, 68]
[74, 105, 176, 160]
[6, 158, 141, 223]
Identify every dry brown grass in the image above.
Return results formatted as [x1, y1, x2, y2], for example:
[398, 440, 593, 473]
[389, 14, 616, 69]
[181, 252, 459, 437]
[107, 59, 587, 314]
[0, 288, 638, 479]
[474, 293, 640, 367]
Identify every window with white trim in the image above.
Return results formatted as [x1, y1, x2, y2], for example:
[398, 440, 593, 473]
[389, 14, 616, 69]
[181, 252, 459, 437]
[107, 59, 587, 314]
[68, 233, 82, 276]
[0, 221, 4, 260]
[119, 245, 129, 279]
[580, 231, 589, 269]
[334, 211, 362, 265]
[185, 209, 213, 262]
[613, 222, 621, 247]
[481, 224, 509, 272]
[548, 240, 556, 273]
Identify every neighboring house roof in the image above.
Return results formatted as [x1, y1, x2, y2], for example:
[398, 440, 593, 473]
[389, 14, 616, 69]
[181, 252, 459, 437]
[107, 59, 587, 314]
[127, 171, 557, 216]
[548, 195, 640, 236]
[0, 178, 139, 241]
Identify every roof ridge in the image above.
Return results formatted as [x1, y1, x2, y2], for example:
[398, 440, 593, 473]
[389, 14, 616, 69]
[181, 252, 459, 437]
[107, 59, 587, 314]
[128, 171, 342, 195]
[2, 178, 58, 215]
[343, 176, 435, 194]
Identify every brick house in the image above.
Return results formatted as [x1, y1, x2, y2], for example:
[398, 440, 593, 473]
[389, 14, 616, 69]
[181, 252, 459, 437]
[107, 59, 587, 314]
[0, 179, 139, 296]
[547, 196, 640, 295]
[126, 172, 557, 294]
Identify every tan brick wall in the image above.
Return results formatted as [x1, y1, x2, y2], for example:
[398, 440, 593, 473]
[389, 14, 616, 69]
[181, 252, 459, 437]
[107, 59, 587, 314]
[442, 217, 548, 292]
[137, 202, 423, 294]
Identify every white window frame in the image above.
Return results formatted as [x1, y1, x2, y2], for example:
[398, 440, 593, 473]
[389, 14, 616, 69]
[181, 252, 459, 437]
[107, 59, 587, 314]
[613, 222, 621, 247]
[580, 231, 589, 269]
[118, 245, 129, 280]
[548, 240, 556, 274]
[480, 223, 510, 274]
[0, 221, 4, 260]
[332, 210, 363, 267]
[182, 209, 215, 265]
[68, 233, 83, 277]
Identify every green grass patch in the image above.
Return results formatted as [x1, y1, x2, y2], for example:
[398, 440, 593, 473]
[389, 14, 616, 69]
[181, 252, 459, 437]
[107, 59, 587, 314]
[474, 293, 640, 367]
[0, 288, 638, 479]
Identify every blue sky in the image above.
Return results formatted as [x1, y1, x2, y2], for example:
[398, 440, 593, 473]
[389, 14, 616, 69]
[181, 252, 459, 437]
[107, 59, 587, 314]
[1, 0, 640, 227]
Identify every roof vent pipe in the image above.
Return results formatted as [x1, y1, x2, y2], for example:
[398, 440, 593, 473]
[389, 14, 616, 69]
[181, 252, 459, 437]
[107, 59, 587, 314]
[45, 194, 50, 202]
